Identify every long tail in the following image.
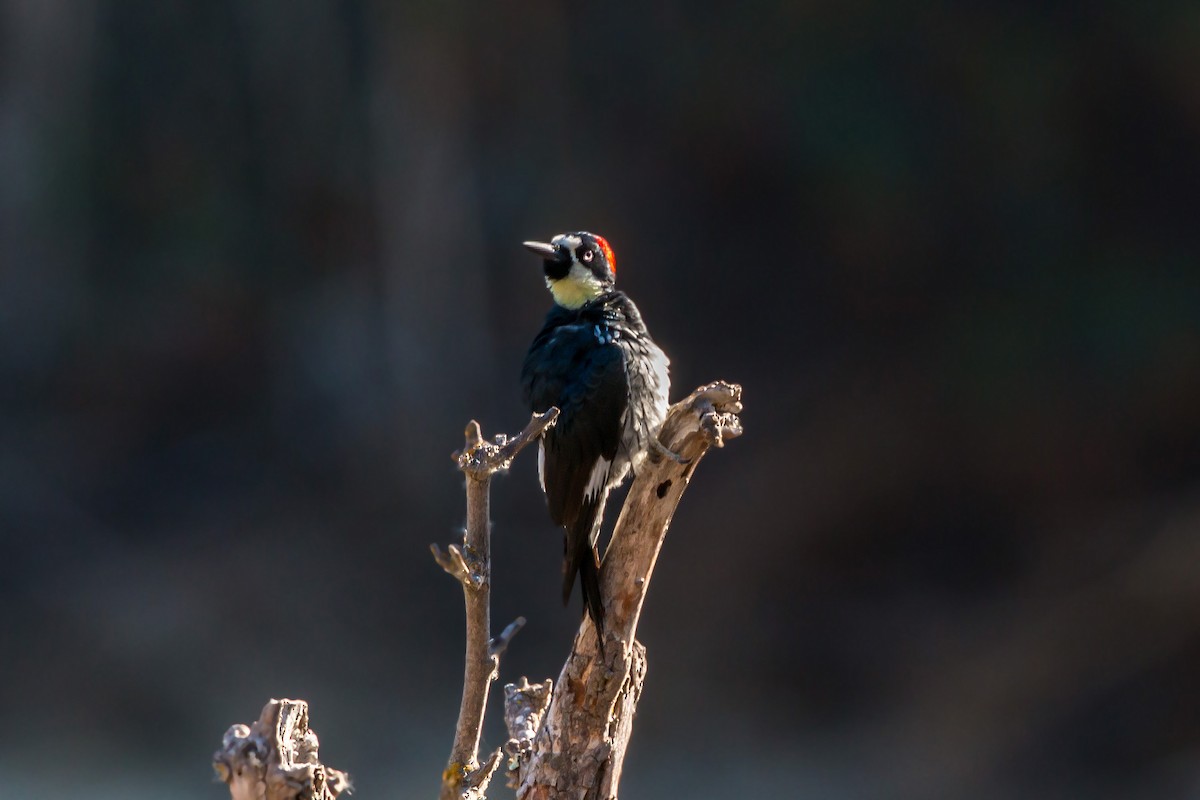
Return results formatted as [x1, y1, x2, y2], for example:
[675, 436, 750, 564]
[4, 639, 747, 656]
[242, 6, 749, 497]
[578, 548, 605, 636]
[562, 494, 607, 637]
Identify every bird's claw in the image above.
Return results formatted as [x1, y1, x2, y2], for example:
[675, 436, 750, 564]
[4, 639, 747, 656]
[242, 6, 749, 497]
[651, 438, 690, 465]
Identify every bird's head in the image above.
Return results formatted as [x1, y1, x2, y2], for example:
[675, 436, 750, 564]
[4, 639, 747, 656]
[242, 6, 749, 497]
[523, 232, 617, 310]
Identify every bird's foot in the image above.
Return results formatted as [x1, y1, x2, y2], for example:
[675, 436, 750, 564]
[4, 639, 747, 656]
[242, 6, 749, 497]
[651, 438, 690, 465]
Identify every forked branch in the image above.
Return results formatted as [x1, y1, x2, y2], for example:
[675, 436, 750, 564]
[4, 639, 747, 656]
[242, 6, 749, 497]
[508, 380, 743, 799]
[434, 409, 559, 800]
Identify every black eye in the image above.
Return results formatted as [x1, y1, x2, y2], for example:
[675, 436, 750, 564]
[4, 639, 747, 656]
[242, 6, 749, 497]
[581, 249, 594, 262]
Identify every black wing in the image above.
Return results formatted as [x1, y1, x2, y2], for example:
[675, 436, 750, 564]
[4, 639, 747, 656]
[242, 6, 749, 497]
[522, 318, 628, 531]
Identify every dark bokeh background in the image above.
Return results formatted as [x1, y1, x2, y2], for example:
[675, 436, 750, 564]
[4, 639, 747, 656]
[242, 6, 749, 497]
[3, 2, 1200, 798]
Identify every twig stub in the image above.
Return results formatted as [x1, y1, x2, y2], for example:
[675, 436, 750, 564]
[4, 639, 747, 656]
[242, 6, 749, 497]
[490, 616, 527, 657]
[454, 408, 559, 477]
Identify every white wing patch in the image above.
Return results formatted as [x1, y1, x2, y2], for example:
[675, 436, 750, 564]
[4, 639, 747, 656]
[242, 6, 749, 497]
[537, 440, 546, 493]
[584, 456, 611, 501]
[648, 342, 671, 418]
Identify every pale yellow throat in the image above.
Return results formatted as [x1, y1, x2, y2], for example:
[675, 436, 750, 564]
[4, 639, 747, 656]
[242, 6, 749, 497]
[547, 265, 607, 309]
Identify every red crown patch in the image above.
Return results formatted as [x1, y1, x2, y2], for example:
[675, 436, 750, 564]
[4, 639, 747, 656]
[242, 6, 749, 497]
[594, 235, 616, 276]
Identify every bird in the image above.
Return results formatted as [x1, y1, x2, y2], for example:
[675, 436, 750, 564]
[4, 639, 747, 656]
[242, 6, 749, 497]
[520, 231, 671, 638]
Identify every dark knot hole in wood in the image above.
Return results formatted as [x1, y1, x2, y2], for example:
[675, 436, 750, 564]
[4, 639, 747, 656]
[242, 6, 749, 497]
[655, 479, 672, 499]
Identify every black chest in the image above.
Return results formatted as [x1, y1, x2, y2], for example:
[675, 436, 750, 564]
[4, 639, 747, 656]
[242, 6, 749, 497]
[522, 292, 644, 408]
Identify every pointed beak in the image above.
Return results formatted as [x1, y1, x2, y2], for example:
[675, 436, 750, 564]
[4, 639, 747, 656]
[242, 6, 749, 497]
[523, 240, 569, 264]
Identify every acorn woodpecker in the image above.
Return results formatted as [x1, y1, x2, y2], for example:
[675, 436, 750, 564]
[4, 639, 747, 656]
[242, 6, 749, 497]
[521, 232, 671, 636]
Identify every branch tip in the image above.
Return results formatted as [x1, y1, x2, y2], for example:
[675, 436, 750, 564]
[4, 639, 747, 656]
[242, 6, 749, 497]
[658, 379, 744, 459]
[465, 420, 483, 446]
[455, 408, 559, 477]
[432, 542, 476, 586]
[489, 616, 527, 657]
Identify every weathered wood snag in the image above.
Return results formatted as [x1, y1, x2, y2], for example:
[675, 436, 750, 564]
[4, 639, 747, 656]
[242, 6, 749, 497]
[213, 698, 349, 800]
[507, 380, 743, 800]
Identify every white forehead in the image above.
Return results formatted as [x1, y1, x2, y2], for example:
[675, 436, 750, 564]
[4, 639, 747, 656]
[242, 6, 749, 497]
[551, 233, 583, 253]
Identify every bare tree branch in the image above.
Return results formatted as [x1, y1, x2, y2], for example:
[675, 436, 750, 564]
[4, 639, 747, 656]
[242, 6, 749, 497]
[490, 616, 528, 658]
[436, 409, 559, 800]
[211, 383, 739, 800]
[212, 699, 350, 800]
[508, 380, 744, 799]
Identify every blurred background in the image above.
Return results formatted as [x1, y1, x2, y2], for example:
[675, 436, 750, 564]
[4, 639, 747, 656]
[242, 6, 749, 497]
[2, 1, 1199, 798]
